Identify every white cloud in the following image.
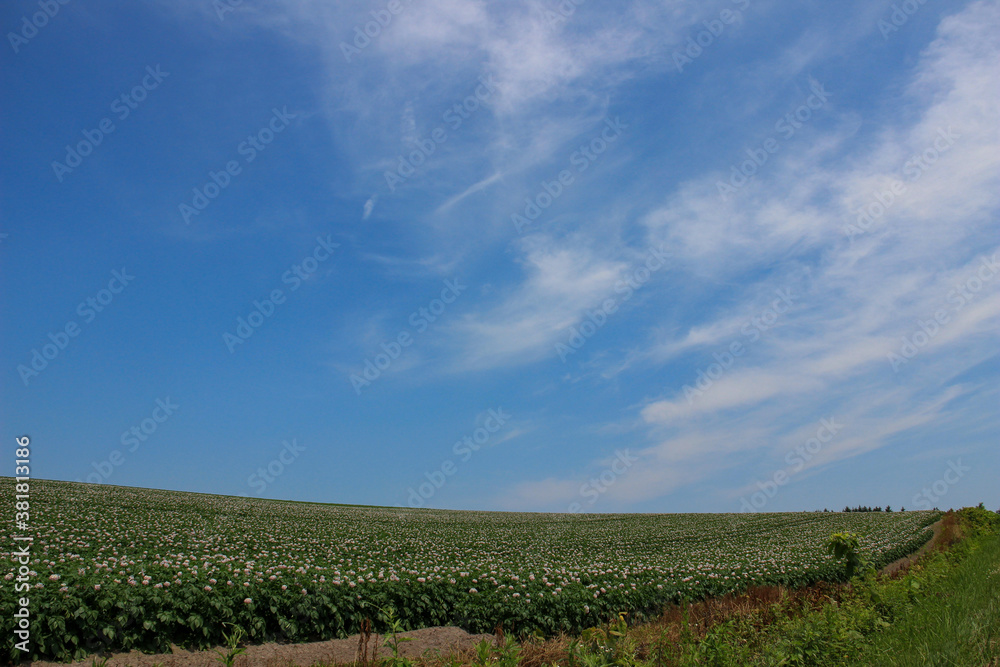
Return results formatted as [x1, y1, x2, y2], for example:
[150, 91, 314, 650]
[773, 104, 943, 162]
[447, 237, 628, 371]
[362, 195, 378, 219]
[641, 371, 823, 423]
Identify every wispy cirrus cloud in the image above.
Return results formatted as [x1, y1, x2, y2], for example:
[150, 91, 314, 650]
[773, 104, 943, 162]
[446, 236, 628, 371]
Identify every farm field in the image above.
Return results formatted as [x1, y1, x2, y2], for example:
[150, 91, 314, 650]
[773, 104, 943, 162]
[2, 479, 939, 662]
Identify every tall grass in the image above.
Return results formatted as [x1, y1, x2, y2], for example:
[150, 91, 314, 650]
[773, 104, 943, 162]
[858, 534, 1000, 666]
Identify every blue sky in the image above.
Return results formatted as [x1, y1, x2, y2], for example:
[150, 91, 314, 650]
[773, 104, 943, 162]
[2, 0, 998, 514]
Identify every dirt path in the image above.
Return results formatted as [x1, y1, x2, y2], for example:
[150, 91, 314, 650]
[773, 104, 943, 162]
[880, 519, 944, 576]
[29, 626, 495, 667]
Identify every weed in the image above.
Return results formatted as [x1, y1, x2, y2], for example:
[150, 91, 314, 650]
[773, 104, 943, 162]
[826, 531, 870, 579]
[379, 606, 415, 667]
[211, 623, 247, 667]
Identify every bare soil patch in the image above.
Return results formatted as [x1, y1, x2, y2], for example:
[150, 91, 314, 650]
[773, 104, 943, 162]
[29, 626, 494, 667]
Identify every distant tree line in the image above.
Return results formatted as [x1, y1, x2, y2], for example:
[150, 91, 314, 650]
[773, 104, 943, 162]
[816, 503, 998, 514]
[841, 505, 897, 512]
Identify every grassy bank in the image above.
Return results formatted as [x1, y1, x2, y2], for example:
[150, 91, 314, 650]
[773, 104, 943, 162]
[857, 519, 1000, 666]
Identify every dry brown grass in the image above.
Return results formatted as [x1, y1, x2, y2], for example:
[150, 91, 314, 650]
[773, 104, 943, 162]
[934, 510, 965, 551]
